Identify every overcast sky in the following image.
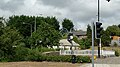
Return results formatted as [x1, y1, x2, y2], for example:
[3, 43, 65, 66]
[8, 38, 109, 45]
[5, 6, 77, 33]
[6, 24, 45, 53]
[0, 0, 120, 31]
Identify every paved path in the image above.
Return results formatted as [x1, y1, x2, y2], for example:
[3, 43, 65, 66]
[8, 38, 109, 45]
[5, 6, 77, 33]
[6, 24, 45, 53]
[94, 57, 120, 64]
[80, 64, 120, 67]
[80, 57, 120, 67]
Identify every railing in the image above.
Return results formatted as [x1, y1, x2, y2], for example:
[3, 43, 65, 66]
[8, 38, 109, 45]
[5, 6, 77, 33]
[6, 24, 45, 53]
[60, 50, 115, 57]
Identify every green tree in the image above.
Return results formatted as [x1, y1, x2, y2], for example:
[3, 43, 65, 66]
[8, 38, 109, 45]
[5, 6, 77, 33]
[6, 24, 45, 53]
[118, 24, 120, 28]
[31, 22, 61, 47]
[86, 24, 92, 42]
[79, 38, 91, 49]
[0, 17, 4, 36]
[106, 25, 120, 36]
[0, 27, 23, 59]
[7, 15, 35, 37]
[44, 17, 60, 31]
[101, 30, 111, 46]
[0, 17, 4, 28]
[62, 18, 74, 31]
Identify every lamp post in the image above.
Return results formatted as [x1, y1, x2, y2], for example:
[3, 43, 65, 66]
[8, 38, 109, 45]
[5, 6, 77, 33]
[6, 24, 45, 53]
[34, 14, 42, 47]
[34, 14, 42, 32]
[97, 0, 110, 58]
[23, 22, 32, 37]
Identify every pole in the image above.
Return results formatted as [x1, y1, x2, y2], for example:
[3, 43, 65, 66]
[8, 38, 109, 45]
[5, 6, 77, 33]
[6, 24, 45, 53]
[100, 38, 102, 55]
[98, 0, 100, 58]
[92, 22, 94, 67]
[98, 0, 100, 22]
[30, 24, 32, 37]
[35, 17, 36, 32]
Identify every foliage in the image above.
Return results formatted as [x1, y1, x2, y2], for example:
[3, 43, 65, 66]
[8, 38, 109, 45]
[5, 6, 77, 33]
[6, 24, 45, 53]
[118, 24, 120, 29]
[0, 46, 91, 63]
[114, 42, 118, 47]
[35, 55, 91, 63]
[79, 38, 91, 49]
[7, 15, 60, 37]
[13, 46, 29, 61]
[40, 47, 55, 52]
[0, 27, 23, 61]
[106, 25, 120, 36]
[87, 24, 92, 40]
[115, 50, 119, 57]
[7, 15, 61, 48]
[101, 30, 111, 46]
[25, 54, 91, 63]
[62, 18, 74, 31]
[73, 36, 80, 44]
[31, 22, 61, 47]
[44, 17, 60, 31]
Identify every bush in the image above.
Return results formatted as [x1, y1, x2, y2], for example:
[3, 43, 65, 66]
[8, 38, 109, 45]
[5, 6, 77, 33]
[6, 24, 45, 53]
[37, 55, 91, 63]
[40, 47, 55, 52]
[115, 50, 119, 57]
[13, 46, 29, 61]
[0, 46, 91, 63]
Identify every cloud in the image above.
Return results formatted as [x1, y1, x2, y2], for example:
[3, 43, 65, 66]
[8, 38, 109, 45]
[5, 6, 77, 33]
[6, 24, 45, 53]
[0, 0, 120, 31]
[0, 0, 24, 12]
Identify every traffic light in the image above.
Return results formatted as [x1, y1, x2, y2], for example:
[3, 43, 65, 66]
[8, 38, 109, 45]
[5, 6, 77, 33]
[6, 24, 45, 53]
[107, 0, 110, 2]
[67, 32, 73, 43]
[95, 22, 103, 39]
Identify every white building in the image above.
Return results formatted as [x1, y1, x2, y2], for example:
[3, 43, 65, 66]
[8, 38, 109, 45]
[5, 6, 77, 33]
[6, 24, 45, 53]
[59, 39, 80, 50]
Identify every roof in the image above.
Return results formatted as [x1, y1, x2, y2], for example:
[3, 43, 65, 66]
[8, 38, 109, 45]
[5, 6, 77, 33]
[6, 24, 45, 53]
[59, 39, 79, 46]
[112, 36, 120, 40]
[73, 31, 86, 36]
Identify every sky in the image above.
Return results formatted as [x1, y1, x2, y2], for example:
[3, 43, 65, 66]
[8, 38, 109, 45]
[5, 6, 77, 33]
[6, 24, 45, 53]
[0, 0, 120, 31]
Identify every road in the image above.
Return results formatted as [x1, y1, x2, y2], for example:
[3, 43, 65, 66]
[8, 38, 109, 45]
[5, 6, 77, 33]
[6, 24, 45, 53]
[94, 57, 120, 64]
[80, 57, 120, 67]
[80, 64, 120, 67]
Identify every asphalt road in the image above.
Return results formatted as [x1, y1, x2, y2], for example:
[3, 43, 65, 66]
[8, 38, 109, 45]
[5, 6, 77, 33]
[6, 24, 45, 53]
[94, 57, 120, 64]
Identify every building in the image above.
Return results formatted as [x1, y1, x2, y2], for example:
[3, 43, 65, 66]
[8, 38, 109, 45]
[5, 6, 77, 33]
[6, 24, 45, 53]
[110, 36, 120, 46]
[73, 30, 87, 39]
[59, 39, 80, 50]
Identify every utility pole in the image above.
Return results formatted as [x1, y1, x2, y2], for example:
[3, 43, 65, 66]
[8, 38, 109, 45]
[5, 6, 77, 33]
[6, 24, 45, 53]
[97, 0, 101, 58]
[34, 17, 36, 32]
[97, 0, 110, 58]
[92, 22, 94, 67]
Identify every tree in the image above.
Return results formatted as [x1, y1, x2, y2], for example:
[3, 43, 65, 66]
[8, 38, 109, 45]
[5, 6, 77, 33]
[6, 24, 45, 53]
[0, 27, 23, 59]
[101, 30, 111, 46]
[106, 25, 120, 36]
[86, 24, 92, 41]
[118, 24, 120, 28]
[7, 15, 34, 37]
[31, 21, 61, 47]
[62, 18, 74, 31]
[79, 38, 91, 49]
[7, 15, 60, 37]
[44, 17, 60, 31]
[0, 17, 4, 28]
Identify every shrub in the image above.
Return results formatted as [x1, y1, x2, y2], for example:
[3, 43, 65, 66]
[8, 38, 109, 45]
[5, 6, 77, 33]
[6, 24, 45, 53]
[115, 50, 119, 57]
[0, 46, 91, 63]
[13, 46, 29, 61]
[40, 47, 55, 52]
[38, 55, 91, 63]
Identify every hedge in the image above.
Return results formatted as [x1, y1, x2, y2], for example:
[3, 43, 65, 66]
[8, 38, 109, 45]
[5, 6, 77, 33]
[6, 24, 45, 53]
[0, 47, 91, 63]
[27, 55, 91, 63]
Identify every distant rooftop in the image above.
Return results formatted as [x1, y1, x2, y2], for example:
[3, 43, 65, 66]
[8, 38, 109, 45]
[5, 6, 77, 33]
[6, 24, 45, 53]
[73, 30, 86, 36]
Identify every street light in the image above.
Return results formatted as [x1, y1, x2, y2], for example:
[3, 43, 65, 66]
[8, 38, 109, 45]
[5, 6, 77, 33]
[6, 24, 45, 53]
[97, 0, 110, 58]
[23, 22, 32, 37]
[34, 14, 42, 32]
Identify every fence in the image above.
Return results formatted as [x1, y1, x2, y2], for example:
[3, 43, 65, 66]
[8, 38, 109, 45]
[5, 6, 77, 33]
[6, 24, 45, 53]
[60, 50, 115, 57]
